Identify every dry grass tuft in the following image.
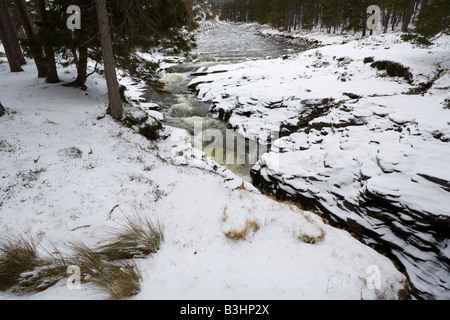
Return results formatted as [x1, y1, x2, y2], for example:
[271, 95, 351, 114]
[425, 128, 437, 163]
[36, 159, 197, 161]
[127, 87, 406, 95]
[92, 261, 142, 300]
[68, 242, 142, 300]
[224, 219, 260, 241]
[297, 215, 326, 245]
[298, 232, 325, 245]
[0, 213, 162, 299]
[0, 232, 42, 291]
[98, 214, 164, 261]
[0, 232, 67, 294]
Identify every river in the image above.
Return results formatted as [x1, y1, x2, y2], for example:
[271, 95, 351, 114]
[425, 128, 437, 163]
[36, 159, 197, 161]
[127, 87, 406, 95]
[143, 22, 307, 181]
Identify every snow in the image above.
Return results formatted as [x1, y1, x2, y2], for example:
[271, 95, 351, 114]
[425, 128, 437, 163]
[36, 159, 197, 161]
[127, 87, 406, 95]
[0, 41, 407, 299]
[187, 26, 449, 299]
[191, 32, 450, 218]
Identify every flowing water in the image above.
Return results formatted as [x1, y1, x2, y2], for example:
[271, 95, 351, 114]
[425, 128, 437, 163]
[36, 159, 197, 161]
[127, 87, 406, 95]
[143, 23, 307, 181]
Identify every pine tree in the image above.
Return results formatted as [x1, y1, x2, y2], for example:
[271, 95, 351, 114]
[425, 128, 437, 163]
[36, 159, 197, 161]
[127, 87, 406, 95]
[401, 0, 449, 44]
[415, 0, 449, 38]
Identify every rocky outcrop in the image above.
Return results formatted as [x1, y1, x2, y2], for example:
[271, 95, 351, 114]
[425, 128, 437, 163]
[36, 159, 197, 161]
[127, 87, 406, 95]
[0, 102, 5, 118]
[251, 98, 450, 300]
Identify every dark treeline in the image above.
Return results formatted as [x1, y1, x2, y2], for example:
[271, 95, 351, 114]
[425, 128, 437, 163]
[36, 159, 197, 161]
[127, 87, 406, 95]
[221, 0, 449, 39]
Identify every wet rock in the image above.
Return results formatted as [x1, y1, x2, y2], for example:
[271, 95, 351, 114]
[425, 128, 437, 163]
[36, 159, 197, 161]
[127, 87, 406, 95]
[279, 100, 333, 136]
[343, 92, 362, 100]
[213, 106, 232, 122]
[188, 80, 213, 94]
[191, 69, 228, 77]
[140, 102, 162, 111]
[364, 57, 375, 64]
[263, 100, 286, 109]
[431, 130, 450, 142]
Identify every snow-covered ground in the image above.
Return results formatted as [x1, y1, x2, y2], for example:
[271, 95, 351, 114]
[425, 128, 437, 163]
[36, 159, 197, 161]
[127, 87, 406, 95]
[189, 28, 450, 299]
[0, 41, 408, 299]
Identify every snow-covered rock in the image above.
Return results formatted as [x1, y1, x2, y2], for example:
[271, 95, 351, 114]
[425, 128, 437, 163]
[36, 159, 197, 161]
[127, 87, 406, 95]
[189, 32, 450, 299]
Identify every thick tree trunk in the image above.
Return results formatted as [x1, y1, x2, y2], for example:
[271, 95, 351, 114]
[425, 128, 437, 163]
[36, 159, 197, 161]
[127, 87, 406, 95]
[13, 0, 47, 78]
[94, 0, 123, 120]
[0, 0, 25, 72]
[65, 43, 88, 89]
[35, 0, 60, 83]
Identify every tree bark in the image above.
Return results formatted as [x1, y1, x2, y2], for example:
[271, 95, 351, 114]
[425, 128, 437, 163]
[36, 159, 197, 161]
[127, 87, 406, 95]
[13, 0, 47, 78]
[0, 0, 25, 72]
[66, 0, 92, 89]
[94, 0, 123, 120]
[362, 0, 367, 37]
[35, 0, 60, 83]
[402, 0, 416, 32]
[0, 102, 5, 118]
[65, 41, 88, 89]
[384, 10, 391, 33]
[75, 44, 88, 87]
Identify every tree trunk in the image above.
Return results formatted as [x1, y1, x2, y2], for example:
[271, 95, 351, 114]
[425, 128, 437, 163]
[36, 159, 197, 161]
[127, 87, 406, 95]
[94, 0, 123, 120]
[402, 0, 416, 32]
[384, 10, 391, 33]
[75, 44, 88, 87]
[65, 42, 88, 89]
[13, 0, 47, 78]
[0, 102, 5, 118]
[0, 0, 25, 72]
[35, 0, 60, 83]
[362, 0, 367, 37]
[66, 0, 92, 89]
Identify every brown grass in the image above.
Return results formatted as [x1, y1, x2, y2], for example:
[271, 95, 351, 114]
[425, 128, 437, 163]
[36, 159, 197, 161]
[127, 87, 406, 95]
[224, 219, 260, 241]
[0, 232, 67, 293]
[0, 214, 162, 299]
[98, 213, 164, 261]
[297, 214, 326, 245]
[68, 242, 142, 299]
[0, 232, 42, 291]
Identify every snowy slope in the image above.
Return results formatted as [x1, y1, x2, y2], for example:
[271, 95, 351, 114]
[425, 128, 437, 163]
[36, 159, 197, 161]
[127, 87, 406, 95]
[0, 50, 407, 299]
[188, 31, 450, 299]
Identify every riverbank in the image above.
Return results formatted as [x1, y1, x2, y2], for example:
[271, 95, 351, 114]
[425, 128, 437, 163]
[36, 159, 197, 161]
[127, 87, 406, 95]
[188, 27, 450, 299]
[0, 36, 408, 299]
